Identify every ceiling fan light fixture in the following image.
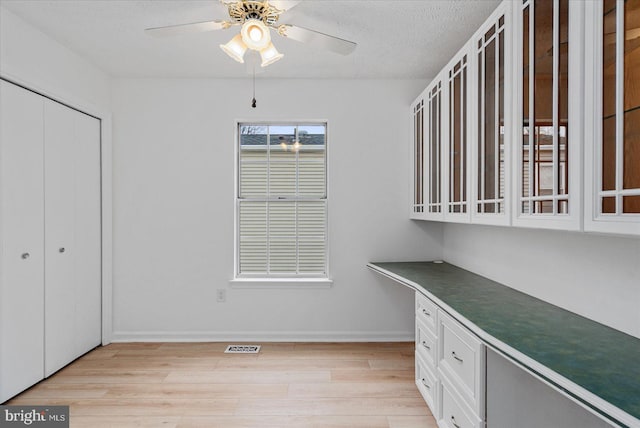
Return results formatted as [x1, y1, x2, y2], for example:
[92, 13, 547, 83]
[220, 33, 247, 63]
[145, 1, 359, 70]
[260, 42, 284, 67]
[241, 19, 271, 50]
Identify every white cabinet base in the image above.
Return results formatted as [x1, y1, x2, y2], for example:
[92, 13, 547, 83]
[486, 348, 613, 428]
[439, 376, 483, 428]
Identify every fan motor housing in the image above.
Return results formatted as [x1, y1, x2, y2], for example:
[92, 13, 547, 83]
[227, 1, 280, 26]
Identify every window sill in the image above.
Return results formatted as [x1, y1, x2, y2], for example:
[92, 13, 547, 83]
[229, 278, 333, 289]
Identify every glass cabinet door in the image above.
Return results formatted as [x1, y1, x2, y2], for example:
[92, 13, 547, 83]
[475, 5, 509, 223]
[600, 0, 640, 215]
[447, 56, 469, 216]
[519, 0, 571, 218]
[412, 99, 425, 217]
[426, 81, 443, 217]
[585, 0, 640, 234]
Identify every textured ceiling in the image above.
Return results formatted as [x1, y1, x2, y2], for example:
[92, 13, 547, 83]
[0, 0, 501, 79]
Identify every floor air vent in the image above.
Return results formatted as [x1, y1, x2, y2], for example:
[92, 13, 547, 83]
[224, 345, 261, 354]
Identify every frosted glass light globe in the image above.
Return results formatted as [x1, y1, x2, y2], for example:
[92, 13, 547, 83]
[241, 19, 271, 51]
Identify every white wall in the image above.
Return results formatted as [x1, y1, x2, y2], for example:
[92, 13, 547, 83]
[0, 6, 111, 112]
[5, 1, 637, 346]
[443, 223, 640, 339]
[111, 78, 442, 341]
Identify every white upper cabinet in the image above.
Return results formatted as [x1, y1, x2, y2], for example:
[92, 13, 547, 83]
[411, 46, 472, 223]
[412, 75, 445, 221]
[512, 0, 584, 230]
[410, 0, 640, 236]
[472, 1, 513, 226]
[584, 0, 640, 235]
[411, 90, 427, 219]
[443, 45, 472, 222]
[426, 77, 445, 221]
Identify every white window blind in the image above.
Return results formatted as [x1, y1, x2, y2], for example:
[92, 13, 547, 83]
[237, 124, 327, 278]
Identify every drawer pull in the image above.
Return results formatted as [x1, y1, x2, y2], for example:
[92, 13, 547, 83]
[422, 308, 431, 317]
[421, 341, 431, 350]
[451, 415, 461, 428]
[421, 378, 430, 389]
[451, 351, 463, 363]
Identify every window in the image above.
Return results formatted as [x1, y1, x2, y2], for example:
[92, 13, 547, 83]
[236, 123, 328, 278]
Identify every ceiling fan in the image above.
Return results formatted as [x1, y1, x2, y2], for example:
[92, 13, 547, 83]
[145, 0, 357, 68]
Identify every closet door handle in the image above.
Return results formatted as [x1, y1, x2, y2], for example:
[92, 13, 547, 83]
[21, 252, 30, 260]
[59, 247, 66, 253]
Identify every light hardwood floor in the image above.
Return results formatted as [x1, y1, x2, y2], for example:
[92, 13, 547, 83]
[8, 342, 437, 428]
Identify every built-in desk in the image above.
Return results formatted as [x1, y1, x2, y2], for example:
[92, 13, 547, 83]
[368, 261, 640, 428]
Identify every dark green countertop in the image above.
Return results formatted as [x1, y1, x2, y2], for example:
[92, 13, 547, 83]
[368, 261, 640, 427]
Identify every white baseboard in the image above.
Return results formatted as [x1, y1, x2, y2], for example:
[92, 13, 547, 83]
[110, 330, 414, 343]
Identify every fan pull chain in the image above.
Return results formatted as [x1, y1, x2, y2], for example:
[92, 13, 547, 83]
[251, 66, 257, 108]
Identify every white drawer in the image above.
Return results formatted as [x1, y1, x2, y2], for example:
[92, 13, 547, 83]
[416, 292, 438, 334]
[438, 310, 484, 415]
[415, 351, 439, 417]
[416, 318, 437, 368]
[439, 379, 482, 428]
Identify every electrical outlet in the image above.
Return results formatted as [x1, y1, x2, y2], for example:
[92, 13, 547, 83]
[216, 289, 226, 303]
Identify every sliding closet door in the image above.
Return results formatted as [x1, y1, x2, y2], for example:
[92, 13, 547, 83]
[0, 80, 45, 402]
[44, 100, 101, 376]
[44, 101, 76, 375]
[71, 109, 101, 357]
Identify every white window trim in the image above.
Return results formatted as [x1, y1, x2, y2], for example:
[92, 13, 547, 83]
[233, 121, 330, 282]
[229, 278, 333, 289]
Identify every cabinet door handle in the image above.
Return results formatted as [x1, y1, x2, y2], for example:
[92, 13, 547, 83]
[421, 341, 431, 350]
[21, 252, 30, 260]
[59, 247, 66, 253]
[421, 378, 430, 389]
[451, 415, 461, 428]
[422, 308, 431, 317]
[452, 351, 463, 363]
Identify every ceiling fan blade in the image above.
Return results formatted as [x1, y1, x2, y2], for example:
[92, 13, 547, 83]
[145, 20, 229, 38]
[278, 24, 356, 55]
[269, 1, 302, 12]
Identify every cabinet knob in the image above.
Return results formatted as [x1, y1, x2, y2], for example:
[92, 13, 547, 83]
[59, 247, 66, 253]
[421, 378, 430, 390]
[452, 351, 464, 363]
[421, 341, 431, 350]
[422, 308, 431, 317]
[21, 252, 30, 260]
